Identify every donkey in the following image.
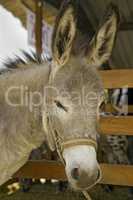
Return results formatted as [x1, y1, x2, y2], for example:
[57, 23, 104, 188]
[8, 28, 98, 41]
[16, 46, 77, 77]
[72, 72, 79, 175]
[0, 1, 119, 191]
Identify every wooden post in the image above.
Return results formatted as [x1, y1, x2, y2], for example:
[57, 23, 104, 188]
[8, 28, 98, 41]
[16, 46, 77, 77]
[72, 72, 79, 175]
[35, 0, 43, 57]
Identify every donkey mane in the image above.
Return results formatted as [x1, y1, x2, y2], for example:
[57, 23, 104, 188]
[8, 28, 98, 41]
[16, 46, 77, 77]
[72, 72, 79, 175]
[0, 51, 48, 75]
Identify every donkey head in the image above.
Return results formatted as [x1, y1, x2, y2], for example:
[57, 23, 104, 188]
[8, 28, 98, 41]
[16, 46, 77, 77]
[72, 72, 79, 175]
[43, 2, 119, 191]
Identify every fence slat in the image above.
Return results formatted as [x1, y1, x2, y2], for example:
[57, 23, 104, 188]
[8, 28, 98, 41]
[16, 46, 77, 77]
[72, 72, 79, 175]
[100, 164, 133, 186]
[13, 161, 133, 187]
[105, 104, 133, 113]
[100, 69, 133, 88]
[14, 160, 66, 180]
[100, 116, 133, 135]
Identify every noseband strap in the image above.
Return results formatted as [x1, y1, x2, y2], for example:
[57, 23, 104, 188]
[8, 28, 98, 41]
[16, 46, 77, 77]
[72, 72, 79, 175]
[46, 116, 97, 164]
[61, 138, 97, 153]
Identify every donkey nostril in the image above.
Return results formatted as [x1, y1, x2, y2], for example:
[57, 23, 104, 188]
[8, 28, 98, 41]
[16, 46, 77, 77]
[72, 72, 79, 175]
[71, 168, 79, 180]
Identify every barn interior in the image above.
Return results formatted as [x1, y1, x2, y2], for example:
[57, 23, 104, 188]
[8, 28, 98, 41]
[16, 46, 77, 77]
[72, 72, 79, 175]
[1, 0, 133, 68]
[0, 1, 133, 200]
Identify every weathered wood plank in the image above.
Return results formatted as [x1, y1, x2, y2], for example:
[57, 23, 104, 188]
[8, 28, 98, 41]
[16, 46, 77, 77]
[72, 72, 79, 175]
[14, 160, 66, 180]
[21, 0, 57, 25]
[105, 104, 133, 114]
[0, 0, 26, 26]
[100, 116, 133, 135]
[13, 161, 133, 187]
[100, 164, 133, 186]
[99, 69, 133, 88]
[35, 0, 43, 56]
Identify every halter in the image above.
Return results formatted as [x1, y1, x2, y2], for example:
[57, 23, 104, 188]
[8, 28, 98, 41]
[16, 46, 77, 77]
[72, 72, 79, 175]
[46, 64, 98, 163]
[43, 106, 101, 200]
[62, 138, 97, 152]
[47, 115, 98, 164]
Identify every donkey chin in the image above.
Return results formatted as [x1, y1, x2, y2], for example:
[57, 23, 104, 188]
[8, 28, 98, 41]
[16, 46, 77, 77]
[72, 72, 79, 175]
[63, 145, 101, 191]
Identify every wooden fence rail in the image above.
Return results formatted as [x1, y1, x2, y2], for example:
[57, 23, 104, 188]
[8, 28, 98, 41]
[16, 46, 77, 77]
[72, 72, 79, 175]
[13, 161, 133, 187]
[105, 104, 133, 113]
[100, 116, 133, 135]
[100, 69, 133, 88]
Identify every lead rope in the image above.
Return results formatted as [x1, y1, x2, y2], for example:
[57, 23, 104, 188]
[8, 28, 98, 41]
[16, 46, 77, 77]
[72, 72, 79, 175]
[82, 191, 92, 200]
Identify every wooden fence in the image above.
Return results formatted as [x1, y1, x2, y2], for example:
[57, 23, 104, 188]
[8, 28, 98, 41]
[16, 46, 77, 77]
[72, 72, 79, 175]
[13, 69, 133, 187]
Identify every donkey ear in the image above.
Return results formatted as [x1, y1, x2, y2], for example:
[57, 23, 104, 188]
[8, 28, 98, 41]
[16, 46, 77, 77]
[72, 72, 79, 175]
[87, 4, 120, 67]
[52, 1, 77, 66]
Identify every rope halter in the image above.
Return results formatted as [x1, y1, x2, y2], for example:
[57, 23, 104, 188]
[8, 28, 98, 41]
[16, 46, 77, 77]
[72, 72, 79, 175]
[47, 115, 98, 164]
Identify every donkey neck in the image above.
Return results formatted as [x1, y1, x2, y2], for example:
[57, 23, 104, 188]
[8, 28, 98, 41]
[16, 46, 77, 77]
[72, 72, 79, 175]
[0, 63, 50, 96]
[0, 62, 51, 149]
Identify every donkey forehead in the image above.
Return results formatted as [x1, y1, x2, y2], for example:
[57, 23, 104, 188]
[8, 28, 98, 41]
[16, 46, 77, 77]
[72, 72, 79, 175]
[52, 58, 103, 95]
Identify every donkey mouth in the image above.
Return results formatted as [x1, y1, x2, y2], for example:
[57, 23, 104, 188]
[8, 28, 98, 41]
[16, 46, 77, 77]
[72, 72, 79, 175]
[69, 168, 102, 191]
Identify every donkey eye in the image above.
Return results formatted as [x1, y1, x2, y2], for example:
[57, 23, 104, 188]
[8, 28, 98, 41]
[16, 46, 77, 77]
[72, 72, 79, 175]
[54, 100, 68, 112]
